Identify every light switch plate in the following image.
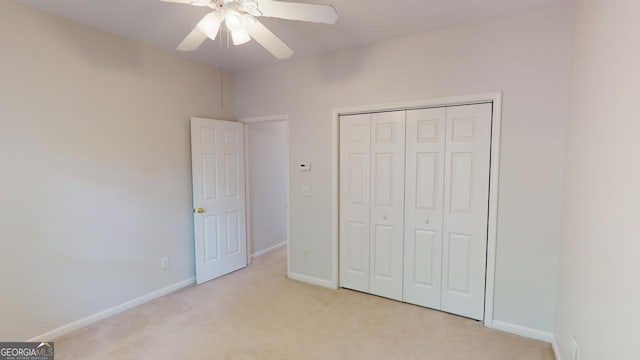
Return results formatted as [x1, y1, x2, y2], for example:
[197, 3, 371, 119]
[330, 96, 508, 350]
[302, 186, 312, 197]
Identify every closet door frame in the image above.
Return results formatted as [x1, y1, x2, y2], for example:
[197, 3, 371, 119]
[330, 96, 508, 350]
[333, 92, 503, 328]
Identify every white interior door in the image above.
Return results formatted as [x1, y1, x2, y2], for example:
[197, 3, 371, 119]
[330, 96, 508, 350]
[370, 111, 406, 301]
[403, 108, 446, 309]
[339, 114, 371, 292]
[441, 103, 492, 320]
[191, 117, 247, 284]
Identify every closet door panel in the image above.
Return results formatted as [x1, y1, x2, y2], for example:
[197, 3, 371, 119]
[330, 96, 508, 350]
[370, 111, 406, 301]
[403, 108, 446, 309]
[340, 114, 371, 292]
[441, 103, 492, 321]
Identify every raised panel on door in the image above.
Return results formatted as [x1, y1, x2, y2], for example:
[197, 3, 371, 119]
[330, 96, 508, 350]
[191, 118, 247, 284]
[203, 213, 220, 262]
[226, 211, 240, 255]
[370, 111, 405, 301]
[441, 103, 492, 320]
[403, 108, 446, 309]
[339, 114, 371, 292]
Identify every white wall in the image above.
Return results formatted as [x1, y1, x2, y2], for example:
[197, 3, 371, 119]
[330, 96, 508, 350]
[0, 0, 234, 341]
[248, 121, 288, 255]
[236, 4, 574, 333]
[555, 0, 640, 358]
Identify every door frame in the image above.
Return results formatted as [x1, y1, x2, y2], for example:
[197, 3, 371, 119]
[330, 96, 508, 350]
[332, 92, 503, 327]
[239, 114, 291, 274]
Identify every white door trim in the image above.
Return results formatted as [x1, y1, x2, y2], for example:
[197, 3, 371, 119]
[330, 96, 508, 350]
[332, 92, 503, 326]
[239, 115, 291, 275]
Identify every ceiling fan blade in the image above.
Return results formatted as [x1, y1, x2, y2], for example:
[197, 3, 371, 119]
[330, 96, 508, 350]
[176, 12, 221, 51]
[177, 27, 208, 51]
[196, 12, 223, 40]
[247, 19, 294, 59]
[256, 1, 338, 24]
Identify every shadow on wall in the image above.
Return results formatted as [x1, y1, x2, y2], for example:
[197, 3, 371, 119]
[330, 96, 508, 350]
[46, 16, 145, 69]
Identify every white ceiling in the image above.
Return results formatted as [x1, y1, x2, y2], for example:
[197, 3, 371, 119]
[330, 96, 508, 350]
[20, 0, 569, 72]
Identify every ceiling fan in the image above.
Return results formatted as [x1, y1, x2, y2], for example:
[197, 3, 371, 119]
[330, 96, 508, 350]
[161, 0, 338, 59]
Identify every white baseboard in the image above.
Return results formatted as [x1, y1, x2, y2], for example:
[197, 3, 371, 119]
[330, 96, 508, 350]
[251, 241, 287, 259]
[552, 336, 562, 360]
[26, 277, 196, 342]
[288, 272, 338, 290]
[490, 320, 554, 343]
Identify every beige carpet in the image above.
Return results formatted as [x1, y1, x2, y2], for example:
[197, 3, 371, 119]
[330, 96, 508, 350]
[55, 248, 554, 359]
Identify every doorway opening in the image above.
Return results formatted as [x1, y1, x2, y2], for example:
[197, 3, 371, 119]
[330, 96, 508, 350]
[242, 115, 290, 269]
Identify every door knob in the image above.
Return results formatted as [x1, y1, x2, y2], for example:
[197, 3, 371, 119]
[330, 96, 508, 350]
[424, 219, 430, 224]
[196, 208, 206, 214]
[382, 215, 388, 221]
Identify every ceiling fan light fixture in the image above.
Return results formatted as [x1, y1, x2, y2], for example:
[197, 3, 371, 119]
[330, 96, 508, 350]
[225, 10, 244, 32]
[197, 12, 222, 39]
[232, 30, 251, 45]
[242, 0, 260, 14]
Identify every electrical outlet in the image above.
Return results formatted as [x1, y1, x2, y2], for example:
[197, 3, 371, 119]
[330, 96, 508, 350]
[571, 335, 579, 360]
[161, 257, 170, 270]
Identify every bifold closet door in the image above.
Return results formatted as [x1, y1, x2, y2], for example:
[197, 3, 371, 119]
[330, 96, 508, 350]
[441, 103, 492, 320]
[403, 108, 446, 309]
[339, 114, 371, 293]
[340, 112, 406, 300]
[369, 111, 406, 301]
[340, 104, 492, 320]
